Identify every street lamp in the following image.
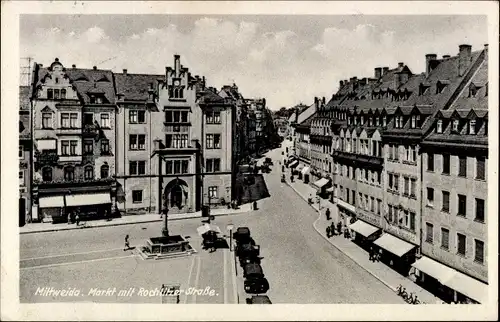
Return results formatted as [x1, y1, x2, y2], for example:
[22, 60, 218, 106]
[227, 223, 234, 251]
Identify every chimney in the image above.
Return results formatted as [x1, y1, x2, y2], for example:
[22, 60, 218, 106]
[148, 82, 153, 90]
[339, 80, 344, 87]
[93, 66, 97, 70]
[458, 44, 472, 76]
[359, 78, 367, 86]
[39, 64, 43, 67]
[72, 64, 76, 68]
[484, 43, 489, 50]
[322, 97, 326, 105]
[382, 67, 389, 75]
[398, 62, 404, 68]
[425, 53, 437, 76]
[314, 97, 319, 108]
[375, 67, 382, 79]
[350, 77, 358, 83]
[55, 58, 59, 62]
[123, 69, 127, 76]
[442, 55, 450, 59]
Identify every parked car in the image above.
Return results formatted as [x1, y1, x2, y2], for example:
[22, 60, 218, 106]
[244, 275, 270, 294]
[246, 295, 272, 304]
[237, 243, 260, 266]
[243, 263, 264, 278]
[234, 227, 251, 244]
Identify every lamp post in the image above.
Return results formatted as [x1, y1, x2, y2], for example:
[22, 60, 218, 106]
[227, 223, 234, 251]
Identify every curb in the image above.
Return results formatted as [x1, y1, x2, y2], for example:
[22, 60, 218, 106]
[20, 208, 251, 235]
[284, 180, 398, 293]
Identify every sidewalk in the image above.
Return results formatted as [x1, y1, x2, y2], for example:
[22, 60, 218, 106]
[20, 203, 253, 235]
[285, 176, 442, 304]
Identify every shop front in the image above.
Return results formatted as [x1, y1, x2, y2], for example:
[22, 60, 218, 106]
[335, 198, 357, 228]
[373, 233, 417, 276]
[412, 256, 488, 304]
[296, 164, 304, 180]
[301, 166, 310, 183]
[312, 177, 331, 198]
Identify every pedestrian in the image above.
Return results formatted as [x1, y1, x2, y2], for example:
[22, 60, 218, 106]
[369, 246, 374, 261]
[75, 214, 80, 226]
[325, 208, 331, 220]
[330, 222, 336, 235]
[124, 234, 130, 251]
[67, 213, 71, 225]
[326, 226, 331, 238]
[253, 200, 258, 210]
[337, 222, 342, 236]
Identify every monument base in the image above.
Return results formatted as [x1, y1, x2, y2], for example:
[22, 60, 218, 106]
[136, 235, 196, 260]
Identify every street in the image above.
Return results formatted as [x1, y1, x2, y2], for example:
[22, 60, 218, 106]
[20, 142, 403, 304]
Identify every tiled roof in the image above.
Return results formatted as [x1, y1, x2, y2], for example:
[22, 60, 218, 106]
[297, 103, 317, 124]
[198, 89, 226, 105]
[447, 58, 488, 112]
[114, 73, 163, 101]
[19, 86, 31, 110]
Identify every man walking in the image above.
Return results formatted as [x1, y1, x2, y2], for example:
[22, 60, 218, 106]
[75, 213, 80, 226]
[326, 226, 331, 238]
[124, 234, 130, 251]
[325, 208, 331, 221]
[337, 221, 342, 237]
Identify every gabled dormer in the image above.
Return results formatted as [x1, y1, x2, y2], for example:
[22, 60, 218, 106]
[450, 110, 464, 134]
[436, 79, 450, 94]
[392, 107, 406, 129]
[468, 82, 483, 98]
[408, 107, 422, 129]
[419, 82, 431, 96]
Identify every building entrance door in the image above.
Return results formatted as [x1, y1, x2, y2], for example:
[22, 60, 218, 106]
[170, 185, 183, 209]
[19, 198, 26, 227]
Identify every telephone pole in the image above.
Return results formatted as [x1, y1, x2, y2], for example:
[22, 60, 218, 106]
[20, 57, 33, 86]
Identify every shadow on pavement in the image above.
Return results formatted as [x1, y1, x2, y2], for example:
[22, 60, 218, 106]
[236, 174, 271, 205]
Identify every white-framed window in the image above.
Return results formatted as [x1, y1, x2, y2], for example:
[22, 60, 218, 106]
[474, 239, 484, 264]
[100, 113, 110, 128]
[425, 222, 434, 243]
[19, 145, 23, 159]
[208, 186, 218, 199]
[436, 120, 443, 133]
[19, 170, 25, 186]
[469, 120, 476, 134]
[42, 112, 53, 129]
[132, 190, 143, 203]
[426, 187, 434, 206]
[452, 119, 459, 132]
[84, 165, 94, 180]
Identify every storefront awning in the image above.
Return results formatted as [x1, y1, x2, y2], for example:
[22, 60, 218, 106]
[289, 160, 299, 168]
[39, 196, 64, 208]
[326, 187, 334, 192]
[66, 193, 111, 207]
[296, 164, 304, 171]
[287, 155, 296, 161]
[411, 256, 457, 285]
[197, 224, 222, 236]
[373, 233, 416, 257]
[349, 220, 380, 238]
[301, 166, 310, 175]
[443, 270, 488, 304]
[312, 178, 330, 189]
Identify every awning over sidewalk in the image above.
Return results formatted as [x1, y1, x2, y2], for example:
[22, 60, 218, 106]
[66, 193, 111, 207]
[296, 164, 304, 171]
[411, 256, 457, 284]
[312, 178, 330, 189]
[301, 166, 310, 175]
[39, 196, 64, 208]
[289, 160, 299, 168]
[444, 270, 488, 304]
[373, 233, 416, 257]
[197, 224, 222, 236]
[349, 220, 380, 238]
[326, 187, 334, 192]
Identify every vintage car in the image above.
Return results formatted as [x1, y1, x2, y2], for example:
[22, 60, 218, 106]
[243, 263, 264, 278]
[244, 275, 270, 294]
[264, 157, 273, 165]
[237, 243, 260, 266]
[246, 295, 272, 304]
[234, 227, 251, 244]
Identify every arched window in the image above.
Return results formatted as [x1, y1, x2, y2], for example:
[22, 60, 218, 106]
[64, 166, 75, 181]
[42, 167, 52, 182]
[100, 164, 109, 178]
[84, 165, 94, 180]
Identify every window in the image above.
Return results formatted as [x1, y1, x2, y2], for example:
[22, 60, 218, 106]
[469, 120, 476, 134]
[70, 113, 78, 128]
[441, 228, 449, 250]
[208, 186, 218, 199]
[54, 89, 60, 99]
[19, 145, 23, 158]
[426, 223, 434, 243]
[181, 160, 189, 174]
[100, 164, 109, 178]
[47, 89, 53, 99]
[458, 194, 467, 217]
[174, 160, 181, 174]
[84, 166, 94, 180]
[352, 190, 356, 206]
[100, 113, 110, 128]
[474, 239, 484, 264]
[377, 199, 381, 215]
[370, 197, 375, 212]
[427, 153, 434, 171]
[458, 156, 467, 177]
[138, 110, 146, 123]
[206, 158, 221, 172]
[70, 141, 77, 155]
[364, 195, 369, 211]
[427, 187, 434, 206]
[166, 160, 173, 174]
[404, 177, 409, 196]
[436, 120, 443, 133]
[42, 167, 52, 182]
[101, 139, 109, 154]
[442, 154, 450, 174]
[19, 170, 25, 185]
[129, 110, 138, 123]
[382, 116, 387, 127]
[394, 145, 399, 161]
[410, 179, 416, 197]
[409, 212, 416, 231]
[61, 89, 66, 99]
[84, 113, 94, 126]
[214, 134, 221, 148]
[207, 111, 221, 124]
[129, 135, 137, 150]
[129, 161, 137, 175]
[346, 188, 350, 204]
[475, 198, 485, 223]
[457, 233, 466, 256]
[165, 134, 188, 148]
[132, 190, 143, 203]
[42, 113, 52, 128]
[138, 161, 146, 175]
[394, 175, 399, 191]
[61, 113, 69, 128]
[61, 141, 69, 155]
[64, 166, 75, 181]
[442, 191, 450, 213]
[476, 157, 485, 180]
[83, 140, 93, 155]
[452, 119, 459, 132]
[411, 115, 417, 128]
[138, 135, 145, 150]
[165, 110, 188, 123]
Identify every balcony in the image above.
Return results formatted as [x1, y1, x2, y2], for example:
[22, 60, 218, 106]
[83, 124, 100, 138]
[56, 127, 82, 136]
[59, 155, 83, 163]
[34, 150, 59, 170]
[332, 150, 383, 169]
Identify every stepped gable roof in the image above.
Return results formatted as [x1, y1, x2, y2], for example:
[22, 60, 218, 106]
[19, 86, 31, 110]
[114, 73, 163, 101]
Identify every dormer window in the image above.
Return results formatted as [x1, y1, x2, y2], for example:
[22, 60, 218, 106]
[47, 89, 53, 99]
[469, 84, 478, 98]
[360, 116, 364, 125]
[55, 77, 59, 84]
[410, 115, 420, 129]
[348, 117, 351, 125]
[436, 120, 443, 133]
[382, 116, 387, 127]
[395, 115, 404, 128]
[368, 117, 372, 126]
[452, 119, 459, 133]
[469, 120, 476, 134]
[375, 117, 379, 126]
[354, 117, 357, 125]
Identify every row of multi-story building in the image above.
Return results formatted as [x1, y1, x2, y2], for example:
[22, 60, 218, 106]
[19, 55, 277, 225]
[288, 44, 489, 304]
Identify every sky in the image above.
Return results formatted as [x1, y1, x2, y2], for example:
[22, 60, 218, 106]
[20, 15, 488, 109]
